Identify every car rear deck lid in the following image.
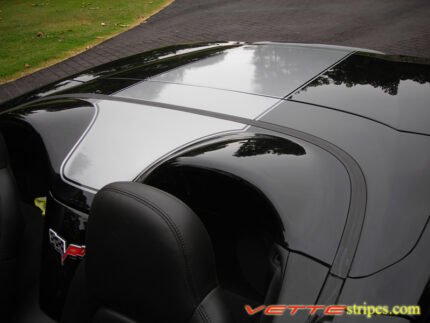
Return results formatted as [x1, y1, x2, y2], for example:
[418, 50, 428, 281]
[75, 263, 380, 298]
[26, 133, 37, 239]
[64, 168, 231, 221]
[290, 53, 430, 135]
[62, 100, 245, 191]
[115, 44, 349, 98]
[113, 81, 280, 120]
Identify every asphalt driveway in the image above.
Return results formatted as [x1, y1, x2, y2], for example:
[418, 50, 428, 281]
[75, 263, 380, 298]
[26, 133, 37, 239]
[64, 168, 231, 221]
[1, 0, 430, 104]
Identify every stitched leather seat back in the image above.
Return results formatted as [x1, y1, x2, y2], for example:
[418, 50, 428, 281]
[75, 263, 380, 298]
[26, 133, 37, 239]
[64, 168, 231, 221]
[62, 182, 233, 323]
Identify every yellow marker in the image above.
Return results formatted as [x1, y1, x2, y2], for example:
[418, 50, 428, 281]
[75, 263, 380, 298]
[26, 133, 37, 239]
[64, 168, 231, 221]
[34, 196, 47, 216]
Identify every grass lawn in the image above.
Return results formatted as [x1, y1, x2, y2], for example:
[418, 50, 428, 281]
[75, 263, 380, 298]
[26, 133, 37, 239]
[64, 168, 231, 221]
[0, 0, 173, 83]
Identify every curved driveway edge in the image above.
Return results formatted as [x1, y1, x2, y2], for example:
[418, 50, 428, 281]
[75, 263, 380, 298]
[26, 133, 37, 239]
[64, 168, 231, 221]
[1, 0, 430, 104]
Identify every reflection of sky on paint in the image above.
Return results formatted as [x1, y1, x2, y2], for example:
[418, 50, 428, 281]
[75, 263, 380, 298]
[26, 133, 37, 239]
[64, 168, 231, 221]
[69, 43, 231, 82]
[152, 47, 257, 93]
[150, 45, 348, 97]
[72, 74, 97, 83]
[63, 100, 243, 190]
[115, 80, 279, 120]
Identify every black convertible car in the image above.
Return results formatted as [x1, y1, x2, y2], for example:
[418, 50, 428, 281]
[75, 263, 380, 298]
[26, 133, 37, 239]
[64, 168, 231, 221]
[0, 42, 429, 323]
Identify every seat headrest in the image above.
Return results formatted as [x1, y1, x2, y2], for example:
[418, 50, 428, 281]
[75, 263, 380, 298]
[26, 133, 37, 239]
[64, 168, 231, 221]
[86, 182, 218, 323]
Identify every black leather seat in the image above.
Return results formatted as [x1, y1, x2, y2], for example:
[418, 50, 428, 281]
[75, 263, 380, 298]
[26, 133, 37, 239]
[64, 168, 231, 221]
[0, 133, 23, 317]
[62, 182, 233, 323]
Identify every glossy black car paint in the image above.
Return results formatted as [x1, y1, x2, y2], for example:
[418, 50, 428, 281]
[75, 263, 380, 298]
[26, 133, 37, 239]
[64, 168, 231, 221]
[0, 41, 239, 111]
[142, 133, 351, 266]
[0, 42, 429, 322]
[290, 52, 430, 135]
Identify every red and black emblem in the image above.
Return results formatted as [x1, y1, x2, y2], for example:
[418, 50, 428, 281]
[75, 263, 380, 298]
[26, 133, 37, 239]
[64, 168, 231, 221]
[48, 228, 86, 265]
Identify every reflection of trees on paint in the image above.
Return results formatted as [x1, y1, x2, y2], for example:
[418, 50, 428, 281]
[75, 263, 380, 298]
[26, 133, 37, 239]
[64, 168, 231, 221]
[185, 135, 306, 158]
[252, 45, 300, 93]
[251, 45, 326, 94]
[233, 137, 305, 157]
[303, 54, 430, 96]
